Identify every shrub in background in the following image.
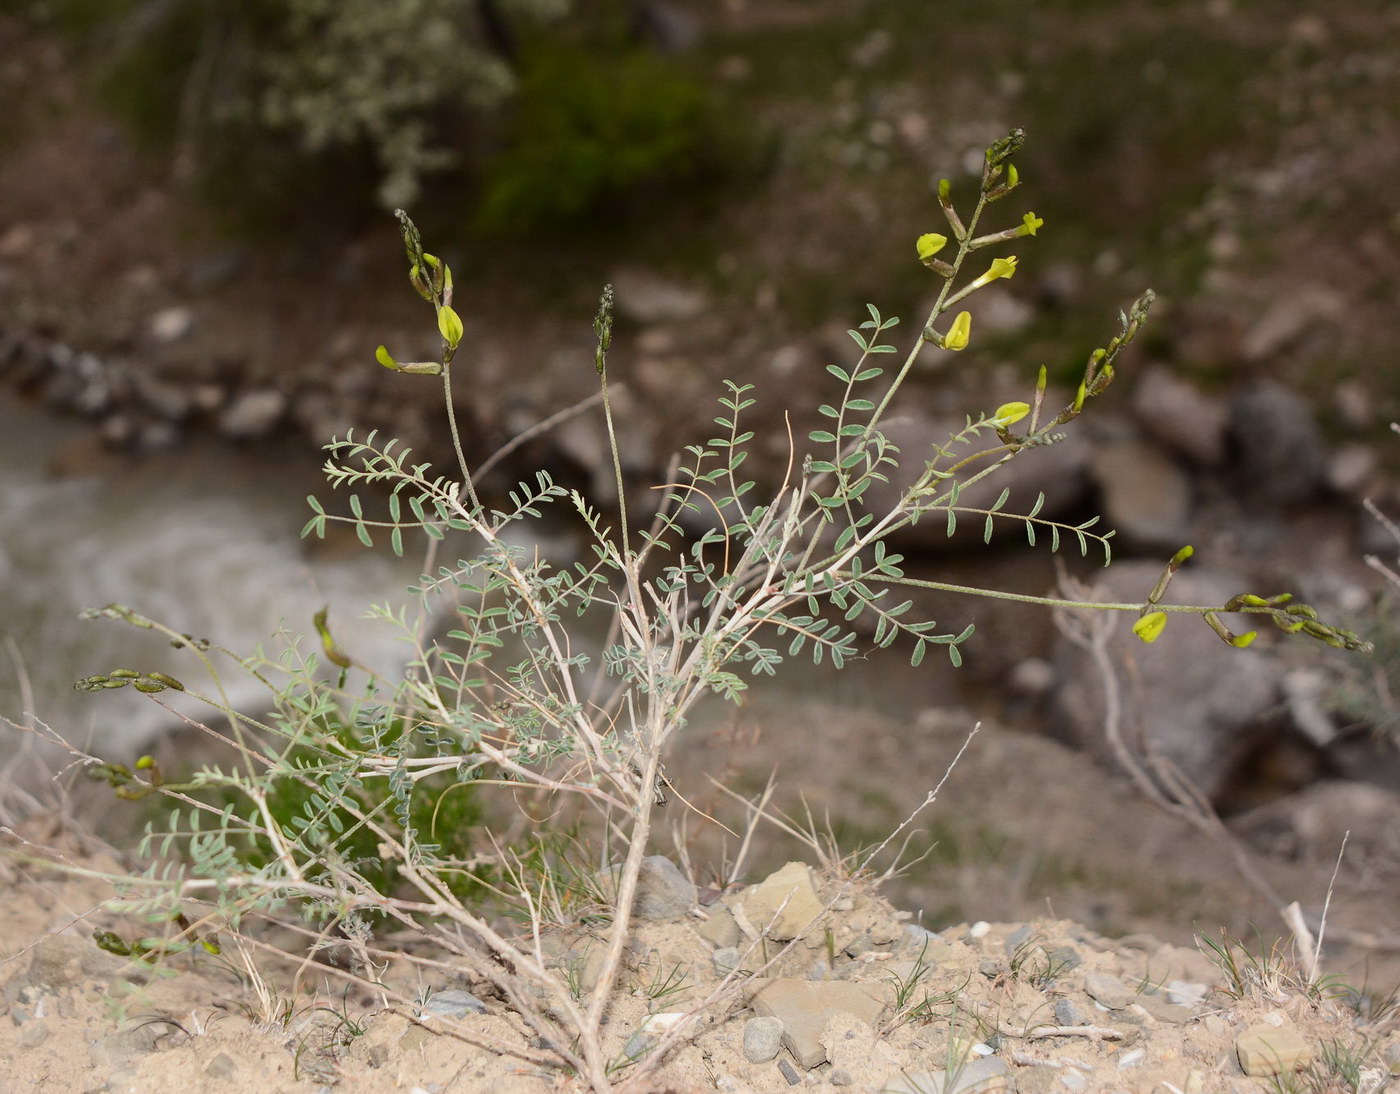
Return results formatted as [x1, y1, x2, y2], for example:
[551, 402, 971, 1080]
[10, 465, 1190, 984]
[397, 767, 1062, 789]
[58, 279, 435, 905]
[35, 0, 725, 226]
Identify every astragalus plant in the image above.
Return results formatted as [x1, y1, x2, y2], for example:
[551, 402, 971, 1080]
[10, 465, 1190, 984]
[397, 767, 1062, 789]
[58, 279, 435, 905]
[58, 130, 1364, 1092]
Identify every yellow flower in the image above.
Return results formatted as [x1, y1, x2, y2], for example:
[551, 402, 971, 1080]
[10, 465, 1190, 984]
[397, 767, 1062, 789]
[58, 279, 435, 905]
[1018, 211, 1044, 236]
[970, 256, 1018, 289]
[1132, 611, 1167, 644]
[943, 311, 972, 351]
[916, 233, 948, 262]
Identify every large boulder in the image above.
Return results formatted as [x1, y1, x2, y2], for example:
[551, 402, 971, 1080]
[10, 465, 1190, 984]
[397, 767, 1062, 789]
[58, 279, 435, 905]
[1050, 561, 1286, 800]
[859, 409, 1094, 551]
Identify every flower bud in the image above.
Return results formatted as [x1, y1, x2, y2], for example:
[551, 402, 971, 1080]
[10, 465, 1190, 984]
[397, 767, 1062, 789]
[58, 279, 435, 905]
[991, 401, 1030, 427]
[943, 311, 972, 351]
[916, 233, 949, 263]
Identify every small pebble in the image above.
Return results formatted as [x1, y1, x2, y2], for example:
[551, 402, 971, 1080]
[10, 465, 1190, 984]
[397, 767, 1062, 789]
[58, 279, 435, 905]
[743, 1016, 784, 1063]
[1054, 998, 1084, 1026]
[422, 989, 487, 1019]
[1084, 971, 1133, 1010]
[1166, 980, 1207, 1007]
[204, 1052, 238, 1079]
[713, 947, 740, 976]
[1236, 1024, 1311, 1076]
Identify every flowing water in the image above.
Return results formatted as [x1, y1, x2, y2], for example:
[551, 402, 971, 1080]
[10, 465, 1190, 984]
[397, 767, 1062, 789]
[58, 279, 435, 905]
[0, 393, 423, 778]
[1, 390, 1052, 802]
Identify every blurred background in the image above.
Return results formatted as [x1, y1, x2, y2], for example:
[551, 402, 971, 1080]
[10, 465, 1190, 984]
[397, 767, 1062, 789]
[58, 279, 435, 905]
[2, 0, 1399, 970]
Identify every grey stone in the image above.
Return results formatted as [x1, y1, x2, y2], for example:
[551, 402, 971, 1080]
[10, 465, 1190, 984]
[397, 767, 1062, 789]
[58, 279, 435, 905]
[1229, 781, 1400, 867]
[1009, 657, 1056, 696]
[1004, 925, 1036, 956]
[622, 1026, 661, 1060]
[1088, 439, 1193, 549]
[900, 925, 940, 953]
[843, 932, 874, 958]
[1044, 945, 1082, 975]
[1229, 381, 1327, 504]
[1241, 287, 1343, 362]
[1084, 971, 1133, 1010]
[1134, 993, 1194, 1023]
[24, 935, 126, 992]
[1384, 1039, 1400, 1075]
[860, 411, 1093, 550]
[633, 856, 696, 921]
[422, 989, 487, 1019]
[713, 947, 741, 976]
[829, 1069, 854, 1086]
[1236, 1023, 1311, 1076]
[696, 908, 741, 949]
[748, 978, 886, 1068]
[1054, 997, 1085, 1026]
[735, 861, 823, 941]
[1165, 980, 1208, 1007]
[19, 1022, 48, 1047]
[612, 270, 707, 324]
[147, 306, 195, 343]
[204, 1052, 238, 1079]
[89, 1024, 166, 1070]
[218, 388, 287, 439]
[1327, 443, 1379, 496]
[742, 1015, 784, 1063]
[1051, 562, 1285, 798]
[1130, 365, 1229, 466]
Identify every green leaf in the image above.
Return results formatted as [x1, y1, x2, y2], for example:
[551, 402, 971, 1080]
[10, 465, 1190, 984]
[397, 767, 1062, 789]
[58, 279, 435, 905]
[390, 527, 403, 557]
[827, 365, 851, 382]
[846, 398, 876, 412]
[948, 644, 963, 668]
[818, 404, 841, 418]
[911, 640, 927, 667]
[375, 345, 398, 370]
[355, 522, 373, 548]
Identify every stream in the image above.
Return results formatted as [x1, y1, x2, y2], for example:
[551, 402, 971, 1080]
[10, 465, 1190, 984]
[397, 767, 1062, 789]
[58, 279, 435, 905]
[0, 390, 1054, 796]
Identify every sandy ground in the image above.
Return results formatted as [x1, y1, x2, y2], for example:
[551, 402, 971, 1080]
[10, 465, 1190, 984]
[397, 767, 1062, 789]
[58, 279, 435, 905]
[4, 704, 1400, 1093]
